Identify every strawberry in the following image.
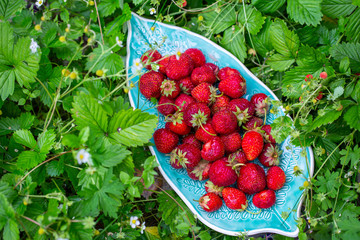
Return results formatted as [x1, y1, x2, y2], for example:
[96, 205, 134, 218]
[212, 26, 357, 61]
[209, 157, 238, 187]
[160, 79, 181, 98]
[218, 75, 246, 99]
[187, 160, 212, 181]
[258, 143, 281, 167]
[182, 134, 202, 150]
[170, 158, 183, 169]
[191, 65, 217, 86]
[204, 63, 219, 75]
[220, 132, 242, 154]
[141, 50, 162, 70]
[266, 166, 286, 190]
[153, 128, 179, 153]
[304, 74, 313, 81]
[183, 102, 211, 127]
[139, 71, 164, 99]
[253, 189, 276, 209]
[211, 95, 230, 114]
[158, 56, 170, 75]
[237, 163, 266, 195]
[228, 149, 248, 165]
[242, 130, 264, 161]
[229, 98, 255, 126]
[316, 91, 323, 100]
[166, 54, 194, 80]
[165, 112, 191, 135]
[211, 109, 238, 135]
[205, 180, 224, 196]
[198, 192, 223, 212]
[217, 67, 241, 81]
[261, 125, 276, 144]
[195, 121, 217, 143]
[244, 116, 263, 130]
[158, 96, 176, 116]
[179, 77, 195, 95]
[201, 137, 225, 162]
[174, 93, 196, 112]
[191, 82, 218, 105]
[250, 93, 270, 117]
[184, 48, 206, 67]
[319, 71, 327, 79]
[222, 187, 248, 211]
[170, 143, 201, 169]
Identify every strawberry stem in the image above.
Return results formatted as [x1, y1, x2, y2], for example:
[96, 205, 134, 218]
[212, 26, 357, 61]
[245, 209, 262, 215]
[199, 121, 216, 136]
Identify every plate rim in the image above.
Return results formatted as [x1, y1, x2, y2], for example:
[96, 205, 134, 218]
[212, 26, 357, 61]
[126, 12, 314, 237]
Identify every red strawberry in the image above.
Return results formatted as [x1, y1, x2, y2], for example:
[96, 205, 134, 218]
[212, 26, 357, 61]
[139, 71, 164, 99]
[261, 125, 276, 144]
[244, 116, 263, 130]
[179, 77, 195, 95]
[209, 158, 238, 187]
[267, 166, 286, 190]
[195, 121, 217, 143]
[319, 71, 327, 79]
[258, 143, 281, 167]
[237, 163, 266, 194]
[229, 98, 255, 126]
[160, 79, 180, 98]
[204, 63, 219, 75]
[205, 180, 224, 196]
[220, 132, 242, 154]
[183, 102, 211, 127]
[217, 67, 241, 81]
[218, 76, 246, 99]
[158, 56, 170, 75]
[304, 74, 313, 81]
[211, 95, 230, 114]
[153, 128, 179, 153]
[187, 160, 212, 181]
[166, 112, 191, 135]
[242, 131, 264, 161]
[166, 54, 194, 80]
[182, 134, 202, 150]
[316, 91, 323, 100]
[222, 187, 248, 211]
[250, 93, 270, 117]
[228, 149, 248, 165]
[253, 190, 276, 209]
[141, 50, 162, 70]
[184, 48, 206, 67]
[170, 143, 201, 169]
[191, 65, 217, 86]
[191, 82, 218, 105]
[212, 109, 237, 135]
[201, 137, 225, 162]
[174, 93, 196, 112]
[158, 96, 176, 116]
[198, 192, 223, 212]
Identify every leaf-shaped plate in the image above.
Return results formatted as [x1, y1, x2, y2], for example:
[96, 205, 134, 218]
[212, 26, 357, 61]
[126, 13, 313, 237]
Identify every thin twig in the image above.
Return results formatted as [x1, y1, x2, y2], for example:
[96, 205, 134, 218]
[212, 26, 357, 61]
[94, 0, 104, 44]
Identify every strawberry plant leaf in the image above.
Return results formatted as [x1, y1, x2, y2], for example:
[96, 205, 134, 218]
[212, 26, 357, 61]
[321, 0, 356, 18]
[68, 222, 93, 240]
[269, 19, 299, 57]
[337, 217, 360, 239]
[353, 0, 360, 6]
[37, 130, 56, 154]
[0, 0, 25, 20]
[16, 151, 46, 170]
[286, 0, 322, 26]
[267, 54, 295, 71]
[46, 159, 65, 177]
[85, 45, 124, 75]
[142, 156, 158, 188]
[316, 138, 340, 169]
[310, 109, 343, 131]
[296, 45, 327, 68]
[344, 105, 360, 131]
[103, 3, 131, 37]
[220, 25, 247, 62]
[340, 145, 360, 167]
[203, 5, 237, 35]
[345, 8, 360, 42]
[252, 0, 286, 13]
[330, 43, 360, 72]
[237, 5, 265, 35]
[0, 112, 34, 136]
[13, 129, 36, 149]
[98, 0, 120, 17]
[91, 142, 131, 168]
[3, 219, 19, 240]
[52, 41, 82, 61]
[252, 18, 274, 58]
[108, 109, 158, 147]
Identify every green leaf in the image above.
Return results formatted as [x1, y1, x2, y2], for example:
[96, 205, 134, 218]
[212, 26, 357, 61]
[252, 0, 286, 13]
[16, 151, 46, 170]
[92, 142, 131, 168]
[142, 156, 158, 188]
[3, 219, 19, 240]
[69, 222, 93, 240]
[60, 9, 69, 22]
[287, 0, 322, 26]
[297, 26, 319, 46]
[353, 0, 360, 6]
[108, 109, 158, 147]
[252, 18, 274, 58]
[339, 56, 350, 73]
[310, 109, 343, 130]
[37, 130, 56, 154]
[269, 19, 299, 57]
[267, 54, 295, 71]
[0, 182, 17, 203]
[85, 46, 124, 75]
[296, 45, 327, 68]
[314, 170, 340, 196]
[344, 105, 360, 130]
[237, 5, 265, 35]
[46, 159, 64, 177]
[98, 0, 120, 17]
[71, 92, 109, 135]
[321, 0, 356, 18]
[330, 43, 360, 72]
[337, 217, 360, 239]
[13, 129, 36, 149]
[340, 145, 360, 168]
[0, 112, 34, 136]
[0, 0, 25, 20]
[345, 8, 360, 42]
[220, 26, 247, 62]
[203, 5, 237, 35]
[104, 3, 131, 37]
[316, 139, 340, 169]
[52, 42, 82, 61]
[62, 134, 80, 148]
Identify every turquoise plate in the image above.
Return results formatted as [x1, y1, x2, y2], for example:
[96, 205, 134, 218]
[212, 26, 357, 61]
[126, 13, 314, 237]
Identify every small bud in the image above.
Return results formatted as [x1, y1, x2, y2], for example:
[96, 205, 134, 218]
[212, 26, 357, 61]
[198, 15, 203, 21]
[62, 69, 70, 77]
[293, 166, 300, 172]
[96, 69, 104, 77]
[69, 72, 77, 79]
[65, 27, 70, 33]
[89, 0, 95, 6]
[124, 88, 129, 93]
[248, 48, 256, 56]
[59, 36, 66, 42]
[38, 228, 45, 235]
[34, 24, 41, 31]
[41, 16, 45, 21]
[303, 181, 310, 188]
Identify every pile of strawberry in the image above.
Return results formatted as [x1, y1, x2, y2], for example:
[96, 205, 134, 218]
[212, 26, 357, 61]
[139, 48, 286, 213]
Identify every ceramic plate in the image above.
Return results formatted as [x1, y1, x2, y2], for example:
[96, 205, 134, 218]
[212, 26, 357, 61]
[126, 12, 314, 237]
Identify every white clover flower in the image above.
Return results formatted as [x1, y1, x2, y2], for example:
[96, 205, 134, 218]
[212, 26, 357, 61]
[76, 149, 91, 165]
[175, 47, 182, 60]
[149, 8, 156, 15]
[115, 36, 123, 47]
[140, 222, 146, 234]
[30, 38, 39, 54]
[35, 0, 44, 7]
[129, 216, 140, 228]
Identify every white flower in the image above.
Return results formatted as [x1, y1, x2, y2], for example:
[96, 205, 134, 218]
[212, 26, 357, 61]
[149, 8, 156, 15]
[115, 36, 123, 47]
[175, 47, 182, 60]
[30, 38, 39, 54]
[132, 58, 144, 73]
[76, 149, 91, 165]
[57, 238, 69, 240]
[129, 216, 140, 228]
[140, 222, 146, 234]
[35, 0, 44, 7]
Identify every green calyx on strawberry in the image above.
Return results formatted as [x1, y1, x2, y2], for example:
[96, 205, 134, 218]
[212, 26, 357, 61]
[233, 106, 251, 126]
[191, 82, 219, 105]
[258, 143, 282, 167]
[222, 187, 248, 211]
[165, 111, 191, 135]
[160, 79, 180, 98]
[205, 180, 224, 196]
[198, 192, 223, 212]
[170, 143, 201, 169]
[183, 102, 211, 128]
